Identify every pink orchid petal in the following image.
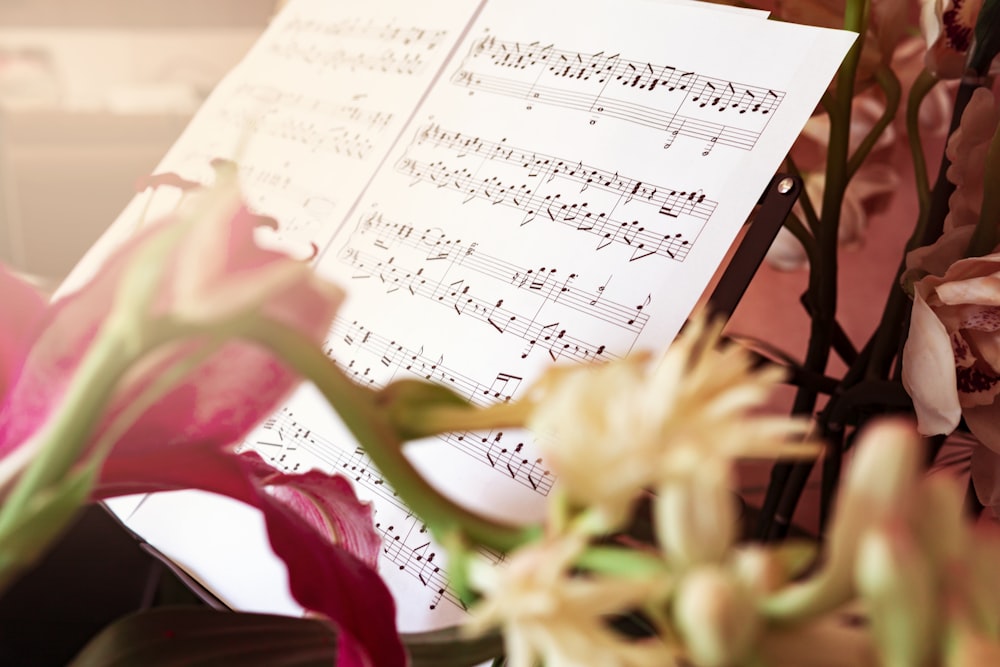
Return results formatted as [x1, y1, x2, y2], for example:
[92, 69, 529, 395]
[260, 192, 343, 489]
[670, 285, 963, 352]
[241, 453, 381, 570]
[102, 338, 301, 457]
[902, 292, 963, 435]
[0, 180, 393, 663]
[0, 224, 162, 455]
[95, 450, 403, 667]
[0, 265, 47, 402]
[904, 225, 975, 278]
[963, 314, 1000, 375]
[936, 271, 1000, 306]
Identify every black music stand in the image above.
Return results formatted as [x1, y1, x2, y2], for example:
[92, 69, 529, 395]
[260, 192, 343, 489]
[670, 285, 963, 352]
[705, 173, 801, 321]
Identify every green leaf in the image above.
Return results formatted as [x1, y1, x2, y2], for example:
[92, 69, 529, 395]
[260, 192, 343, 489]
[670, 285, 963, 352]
[70, 606, 339, 667]
[0, 469, 94, 591]
[404, 624, 504, 667]
[71, 607, 504, 667]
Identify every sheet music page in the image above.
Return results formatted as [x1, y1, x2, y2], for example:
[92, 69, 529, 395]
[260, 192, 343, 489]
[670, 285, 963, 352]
[61, 0, 484, 292]
[106, 0, 854, 635]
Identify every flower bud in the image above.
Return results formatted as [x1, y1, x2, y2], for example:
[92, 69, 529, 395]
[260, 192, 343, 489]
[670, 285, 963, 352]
[655, 467, 736, 570]
[856, 523, 935, 667]
[763, 419, 922, 620]
[674, 566, 759, 667]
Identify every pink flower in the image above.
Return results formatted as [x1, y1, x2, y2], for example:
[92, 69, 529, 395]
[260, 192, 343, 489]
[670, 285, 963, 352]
[0, 177, 403, 666]
[902, 227, 1000, 451]
[920, 0, 996, 79]
[901, 87, 1000, 451]
[943, 87, 1000, 232]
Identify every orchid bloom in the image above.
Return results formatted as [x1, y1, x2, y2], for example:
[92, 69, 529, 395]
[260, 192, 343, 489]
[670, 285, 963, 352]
[902, 87, 1000, 451]
[774, 0, 908, 88]
[920, 0, 998, 78]
[0, 173, 403, 666]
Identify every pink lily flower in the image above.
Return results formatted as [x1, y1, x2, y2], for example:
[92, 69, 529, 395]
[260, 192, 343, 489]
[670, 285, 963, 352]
[0, 176, 403, 666]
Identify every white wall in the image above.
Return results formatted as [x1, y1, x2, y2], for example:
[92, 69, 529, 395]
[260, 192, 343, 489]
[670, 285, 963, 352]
[0, 17, 272, 277]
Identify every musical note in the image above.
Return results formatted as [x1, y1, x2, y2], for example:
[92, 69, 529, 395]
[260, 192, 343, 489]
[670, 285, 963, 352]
[399, 125, 713, 262]
[452, 37, 786, 152]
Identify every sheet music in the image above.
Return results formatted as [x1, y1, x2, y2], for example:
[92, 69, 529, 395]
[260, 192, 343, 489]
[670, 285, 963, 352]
[99, 0, 854, 635]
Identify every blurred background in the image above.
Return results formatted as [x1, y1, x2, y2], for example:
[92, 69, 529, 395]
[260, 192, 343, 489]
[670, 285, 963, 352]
[0, 0, 277, 281]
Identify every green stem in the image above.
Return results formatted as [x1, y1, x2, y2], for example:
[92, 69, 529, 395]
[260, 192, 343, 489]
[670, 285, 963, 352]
[859, 69, 939, 381]
[965, 113, 1000, 256]
[575, 546, 669, 579]
[757, 0, 869, 541]
[240, 317, 535, 553]
[0, 326, 134, 534]
[806, 0, 868, 399]
[396, 401, 533, 440]
[904, 70, 938, 224]
[846, 65, 900, 180]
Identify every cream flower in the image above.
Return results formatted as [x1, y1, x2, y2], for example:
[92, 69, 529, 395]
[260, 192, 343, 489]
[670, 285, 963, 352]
[466, 536, 669, 667]
[525, 317, 814, 529]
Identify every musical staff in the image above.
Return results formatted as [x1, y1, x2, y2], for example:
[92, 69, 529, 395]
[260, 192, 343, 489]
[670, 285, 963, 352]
[230, 84, 396, 131]
[325, 318, 556, 494]
[440, 431, 553, 493]
[219, 107, 377, 159]
[451, 37, 785, 153]
[246, 405, 506, 612]
[339, 246, 614, 362]
[352, 212, 652, 334]
[330, 319, 526, 405]
[282, 17, 448, 50]
[377, 520, 460, 611]
[397, 124, 716, 262]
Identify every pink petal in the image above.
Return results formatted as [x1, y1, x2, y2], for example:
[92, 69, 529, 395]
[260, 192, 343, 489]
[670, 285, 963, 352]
[0, 265, 47, 403]
[904, 225, 974, 279]
[95, 451, 403, 667]
[0, 179, 394, 663]
[902, 292, 962, 435]
[936, 271, 1000, 306]
[241, 453, 382, 570]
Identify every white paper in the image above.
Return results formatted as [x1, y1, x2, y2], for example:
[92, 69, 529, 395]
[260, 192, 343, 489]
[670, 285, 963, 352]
[93, 0, 854, 634]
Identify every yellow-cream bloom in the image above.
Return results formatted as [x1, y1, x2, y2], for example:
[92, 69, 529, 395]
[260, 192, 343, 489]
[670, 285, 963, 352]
[466, 536, 669, 667]
[525, 317, 814, 529]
